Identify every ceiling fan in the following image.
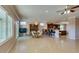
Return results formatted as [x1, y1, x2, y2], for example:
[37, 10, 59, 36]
[56, 5, 79, 15]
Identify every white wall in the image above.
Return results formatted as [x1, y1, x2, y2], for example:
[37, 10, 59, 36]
[67, 16, 76, 40]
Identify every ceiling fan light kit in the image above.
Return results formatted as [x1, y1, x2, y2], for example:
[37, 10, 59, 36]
[57, 5, 79, 15]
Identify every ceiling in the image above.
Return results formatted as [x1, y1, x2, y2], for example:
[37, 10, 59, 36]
[15, 5, 79, 23]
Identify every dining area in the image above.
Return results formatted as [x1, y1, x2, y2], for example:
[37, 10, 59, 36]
[31, 30, 42, 38]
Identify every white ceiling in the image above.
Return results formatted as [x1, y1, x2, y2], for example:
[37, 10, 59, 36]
[16, 5, 79, 23]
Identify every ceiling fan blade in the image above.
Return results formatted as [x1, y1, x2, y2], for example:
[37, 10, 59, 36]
[56, 5, 77, 14]
[56, 9, 65, 13]
[56, 5, 69, 13]
[70, 10, 75, 12]
[61, 12, 65, 15]
[71, 5, 79, 9]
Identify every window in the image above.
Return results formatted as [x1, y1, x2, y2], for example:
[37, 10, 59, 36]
[0, 7, 13, 44]
[60, 24, 64, 31]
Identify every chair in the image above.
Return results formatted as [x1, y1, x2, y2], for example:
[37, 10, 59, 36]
[31, 31, 36, 37]
[37, 30, 42, 37]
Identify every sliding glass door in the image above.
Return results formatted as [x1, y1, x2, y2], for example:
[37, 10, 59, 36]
[0, 8, 6, 42]
[6, 15, 13, 39]
[0, 7, 13, 43]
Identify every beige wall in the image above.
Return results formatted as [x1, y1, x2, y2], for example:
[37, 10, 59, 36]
[0, 20, 16, 53]
[75, 17, 79, 40]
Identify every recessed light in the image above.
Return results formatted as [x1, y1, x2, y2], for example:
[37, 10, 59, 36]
[45, 10, 48, 13]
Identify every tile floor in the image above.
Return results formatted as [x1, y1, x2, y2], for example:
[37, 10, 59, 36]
[10, 36, 79, 53]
